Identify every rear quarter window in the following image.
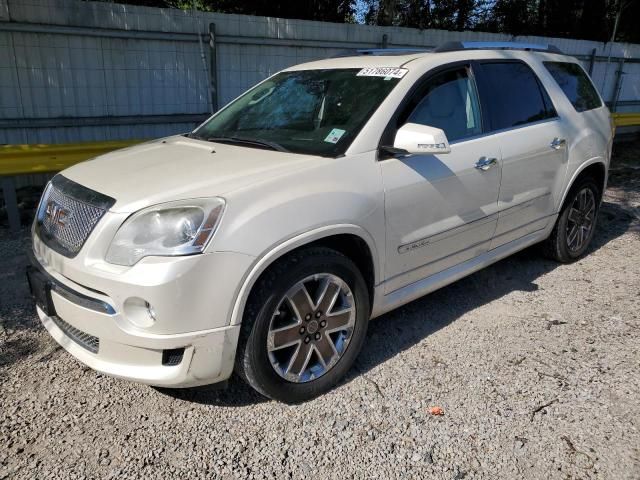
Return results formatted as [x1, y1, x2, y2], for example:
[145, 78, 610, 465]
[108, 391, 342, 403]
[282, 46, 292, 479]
[544, 61, 602, 112]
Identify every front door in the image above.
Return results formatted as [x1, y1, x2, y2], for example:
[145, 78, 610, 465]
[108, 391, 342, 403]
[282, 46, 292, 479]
[380, 65, 502, 293]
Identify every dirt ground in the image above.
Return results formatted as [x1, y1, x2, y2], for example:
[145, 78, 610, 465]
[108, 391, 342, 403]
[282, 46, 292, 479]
[0, 141, 639, 479]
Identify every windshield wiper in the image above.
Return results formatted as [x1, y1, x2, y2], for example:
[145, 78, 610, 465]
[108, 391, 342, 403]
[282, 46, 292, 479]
[205, 136, 290, 153]
[184, 132, 204, 140]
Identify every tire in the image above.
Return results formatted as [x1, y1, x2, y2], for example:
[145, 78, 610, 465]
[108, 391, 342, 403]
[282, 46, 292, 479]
[235, 247, 370, 403]
[542, 176, 601, 263]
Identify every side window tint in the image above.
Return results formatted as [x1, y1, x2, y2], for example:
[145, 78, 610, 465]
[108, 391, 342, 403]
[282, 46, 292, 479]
[544, 61, 602, 112]
[406, 68, 482, 142]
[477, 62, 555, 131]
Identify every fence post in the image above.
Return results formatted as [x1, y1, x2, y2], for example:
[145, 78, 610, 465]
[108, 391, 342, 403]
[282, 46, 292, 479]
[1, 177, 21, 233]
[381, 33, 388, 49]
[611, 58, 625, 112]
[588, 48, 596, 75]
[209, 22, 219, 112]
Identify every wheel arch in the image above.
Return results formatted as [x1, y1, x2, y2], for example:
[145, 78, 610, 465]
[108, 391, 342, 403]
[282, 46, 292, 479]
[558, 158, 607, 210]
[229, 225, 380, 326]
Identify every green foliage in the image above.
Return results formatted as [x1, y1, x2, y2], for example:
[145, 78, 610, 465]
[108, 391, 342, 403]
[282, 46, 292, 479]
[100, 0, 639, 43]
[363, 0, 638, 42]
[105, 0, 356, 23]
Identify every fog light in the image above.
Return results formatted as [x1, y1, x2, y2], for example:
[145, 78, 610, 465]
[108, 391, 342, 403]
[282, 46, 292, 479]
[123, 297, 156, 328]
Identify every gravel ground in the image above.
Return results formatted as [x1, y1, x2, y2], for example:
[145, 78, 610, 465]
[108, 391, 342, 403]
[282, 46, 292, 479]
[1, 142, 639, 479]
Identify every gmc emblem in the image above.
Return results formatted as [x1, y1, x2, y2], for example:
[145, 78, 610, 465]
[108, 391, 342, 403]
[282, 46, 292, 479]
[45, 201, 70, 227]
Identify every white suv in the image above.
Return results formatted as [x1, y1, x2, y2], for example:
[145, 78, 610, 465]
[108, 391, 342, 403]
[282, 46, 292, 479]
[28, 42, 612, 403]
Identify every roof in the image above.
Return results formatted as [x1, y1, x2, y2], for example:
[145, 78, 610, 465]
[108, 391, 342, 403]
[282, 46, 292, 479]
[284, 53, 428, 71]
[284, 41, 570, 72]
[285, 47, 573, 73]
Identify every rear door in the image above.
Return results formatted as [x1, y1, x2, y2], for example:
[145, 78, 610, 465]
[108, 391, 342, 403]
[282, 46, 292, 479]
[473, 60, 570, 248]
[380, 64, 502, 293]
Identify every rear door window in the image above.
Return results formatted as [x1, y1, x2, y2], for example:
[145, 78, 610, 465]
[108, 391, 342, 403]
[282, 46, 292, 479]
[544, 61, 602, 112]
[475, 61, 557, 132]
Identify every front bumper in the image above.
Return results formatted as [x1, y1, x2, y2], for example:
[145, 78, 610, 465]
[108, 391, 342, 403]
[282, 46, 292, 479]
[28, 245, 249, 388]
[37, 305, 240, 388]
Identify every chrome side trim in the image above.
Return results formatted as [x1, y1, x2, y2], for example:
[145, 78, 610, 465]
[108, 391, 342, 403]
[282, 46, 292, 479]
[448, 117, 560, 147]
[398, 213, 497, 254]
[392, 238, 490, 281]
[372, 223, 554, 318]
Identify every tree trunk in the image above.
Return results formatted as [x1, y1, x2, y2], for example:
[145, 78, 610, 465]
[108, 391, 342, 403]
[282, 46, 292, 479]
[377, 0, 398, 25]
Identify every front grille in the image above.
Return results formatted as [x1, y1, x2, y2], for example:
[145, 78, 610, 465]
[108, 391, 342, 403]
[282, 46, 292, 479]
[51, 315, 100, 354]
[35, 175, 115, 257]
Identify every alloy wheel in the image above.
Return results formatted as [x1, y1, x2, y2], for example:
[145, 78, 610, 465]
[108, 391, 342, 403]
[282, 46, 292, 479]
[267, 273, 356, 383]
[566, 187, 596, 253]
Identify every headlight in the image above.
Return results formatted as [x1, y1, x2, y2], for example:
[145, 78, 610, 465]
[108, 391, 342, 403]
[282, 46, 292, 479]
[106, 198, 225, 266]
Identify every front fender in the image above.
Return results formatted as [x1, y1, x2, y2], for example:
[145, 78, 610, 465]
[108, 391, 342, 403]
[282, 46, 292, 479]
[208, 151, 385, 326]
[227, 223, 380, 326]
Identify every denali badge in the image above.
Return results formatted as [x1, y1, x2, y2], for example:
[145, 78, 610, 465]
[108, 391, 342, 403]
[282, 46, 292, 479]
[398, 237, 430, 254]
[45, 201, 70, 227]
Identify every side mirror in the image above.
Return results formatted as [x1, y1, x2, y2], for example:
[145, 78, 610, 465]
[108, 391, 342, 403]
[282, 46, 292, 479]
[392, 123, 451, 155]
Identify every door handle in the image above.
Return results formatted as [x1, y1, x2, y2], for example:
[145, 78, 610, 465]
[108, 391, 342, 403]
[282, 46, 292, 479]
[550, 137, 566, 150]
[475, 157, 498, 171]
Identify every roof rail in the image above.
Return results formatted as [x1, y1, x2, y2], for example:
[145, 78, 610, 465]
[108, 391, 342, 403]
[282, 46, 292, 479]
[434, 41, 563, 54]
[334, 48, 431, 57]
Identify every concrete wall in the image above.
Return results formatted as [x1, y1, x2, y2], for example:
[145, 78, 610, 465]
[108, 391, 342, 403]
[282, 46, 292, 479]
[1, 0, 639, 145]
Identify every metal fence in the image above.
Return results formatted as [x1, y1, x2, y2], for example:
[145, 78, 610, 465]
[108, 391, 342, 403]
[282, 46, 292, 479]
[1, 0, 640, 146]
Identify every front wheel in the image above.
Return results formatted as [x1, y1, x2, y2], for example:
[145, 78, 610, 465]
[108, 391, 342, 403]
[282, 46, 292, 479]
[235, 247, 370, 403]
[543, 177, 601, 263]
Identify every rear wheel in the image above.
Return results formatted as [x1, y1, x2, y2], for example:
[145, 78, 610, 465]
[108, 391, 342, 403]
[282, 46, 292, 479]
[543, 177, 601, 263]
[235, 247, 370, 403]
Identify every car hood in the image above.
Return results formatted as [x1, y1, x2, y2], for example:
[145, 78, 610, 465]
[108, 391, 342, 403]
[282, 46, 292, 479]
[61, 136, 321, 213]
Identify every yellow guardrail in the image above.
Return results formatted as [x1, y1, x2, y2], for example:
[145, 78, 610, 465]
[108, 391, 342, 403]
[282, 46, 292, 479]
[0, 140, 143, 176]
[612, 113, 640, 128]
[0, 115, 639, 177]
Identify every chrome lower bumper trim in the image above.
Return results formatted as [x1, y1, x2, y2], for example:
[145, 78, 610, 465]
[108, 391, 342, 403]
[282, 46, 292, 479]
[28, 250, 116, 315]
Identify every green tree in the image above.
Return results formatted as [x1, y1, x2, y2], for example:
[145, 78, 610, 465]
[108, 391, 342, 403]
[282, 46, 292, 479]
[100, 0, 356, 23]
[99, 0, 640, 43]
[478, 0, 638, 42]
[363, 0, 490, 31]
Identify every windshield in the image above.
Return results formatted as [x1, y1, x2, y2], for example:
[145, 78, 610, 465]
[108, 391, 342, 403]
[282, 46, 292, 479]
[191, 68, 404, 157]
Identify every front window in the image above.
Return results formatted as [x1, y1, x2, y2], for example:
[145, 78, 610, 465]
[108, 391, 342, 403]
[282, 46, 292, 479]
[406, 67, 482, 143]
[191, 68, 404, 157]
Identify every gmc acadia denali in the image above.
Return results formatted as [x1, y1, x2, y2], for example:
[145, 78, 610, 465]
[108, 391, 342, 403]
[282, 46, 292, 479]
[28, 42, 613, 403]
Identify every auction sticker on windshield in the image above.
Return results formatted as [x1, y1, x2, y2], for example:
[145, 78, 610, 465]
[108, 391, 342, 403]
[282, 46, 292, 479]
[324, 128, 346, 144]
[356, 67, 408, 78]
